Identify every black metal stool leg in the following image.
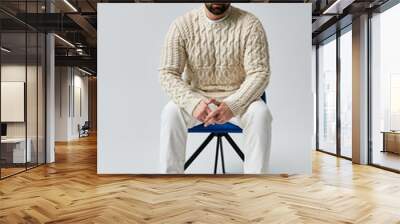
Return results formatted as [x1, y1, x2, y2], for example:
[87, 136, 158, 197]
[214, 135, 220, 174]
[185, 133, 215, 170]
[185, 133, 243, 174]
[223, 134, 245, 161]
[219, 137, 226, 174]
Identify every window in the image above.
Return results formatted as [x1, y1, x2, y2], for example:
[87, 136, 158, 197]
[371, 3, 400, 171]
[340, 28, 352, 158]
[316, 26, 353, 159]
[317, 36, 337, 154]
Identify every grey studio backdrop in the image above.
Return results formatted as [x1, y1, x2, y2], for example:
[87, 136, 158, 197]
[97, 3, 313, 174]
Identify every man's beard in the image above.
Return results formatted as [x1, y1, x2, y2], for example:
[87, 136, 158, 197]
[205, 3, 231, 16]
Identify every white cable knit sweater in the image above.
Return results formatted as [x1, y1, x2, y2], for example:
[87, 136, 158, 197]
[159, 5, 270, 116]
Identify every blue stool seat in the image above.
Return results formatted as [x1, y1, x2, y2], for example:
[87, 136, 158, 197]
[188, 122, 242, 134]
[185, 92, 266, 174]
[185, 122, 245, 174]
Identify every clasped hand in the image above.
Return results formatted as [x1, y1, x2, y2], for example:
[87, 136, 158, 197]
[192, 98, 234, 127]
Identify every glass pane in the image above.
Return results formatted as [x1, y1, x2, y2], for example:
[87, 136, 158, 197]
[1, 32, 27, 178]
[318, 37, 337, 154]
[27, 31, 38, 169]
[340, 29, 352, 158]
[38, 33, 45, 165]
[0, 1, 46, 179]
[371, 4, 400, 171]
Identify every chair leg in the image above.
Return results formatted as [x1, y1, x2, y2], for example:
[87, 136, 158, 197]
[184, 133, 215, 170]
[185, 133, 240, 174]
[214, 135, 220, 174]
[223, 134, 245, 161]
[219, 137, 226, 174]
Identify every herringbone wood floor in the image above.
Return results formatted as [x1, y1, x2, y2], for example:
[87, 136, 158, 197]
[1, 135, 400, 224]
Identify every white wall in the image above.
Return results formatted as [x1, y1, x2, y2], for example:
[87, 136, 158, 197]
[1, 82, 25, 122]
[55, 67, 89, 141]
[71, 73, 89, 138]
[98, 3, 313, 174]
[55, 67, 69, 141]
[1, 65, 26, 125]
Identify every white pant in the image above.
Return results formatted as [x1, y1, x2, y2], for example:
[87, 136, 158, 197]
[159, 100, 272, 174]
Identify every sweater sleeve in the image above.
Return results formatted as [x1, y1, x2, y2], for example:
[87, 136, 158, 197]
[159, 21, 206, 116]
[223, 20, 271, 116]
